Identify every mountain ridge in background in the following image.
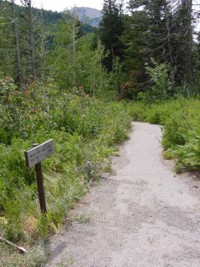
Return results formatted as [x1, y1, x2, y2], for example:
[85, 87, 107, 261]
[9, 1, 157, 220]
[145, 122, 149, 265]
[70, 7, 102, 27]
[0, 1, 102, 32]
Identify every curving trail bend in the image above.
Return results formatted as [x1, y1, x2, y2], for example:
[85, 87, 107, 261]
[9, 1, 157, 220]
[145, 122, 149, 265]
[46, 122, 200, 267]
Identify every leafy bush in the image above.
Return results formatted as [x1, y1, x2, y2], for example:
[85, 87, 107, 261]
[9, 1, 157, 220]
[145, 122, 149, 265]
[145, 61, 172, 101]
[0, 82, 132, 243]
[128, 97, 200, 171]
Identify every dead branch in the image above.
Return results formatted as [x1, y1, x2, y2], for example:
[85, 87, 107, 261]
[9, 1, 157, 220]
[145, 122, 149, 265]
[0, 236, 27, 254]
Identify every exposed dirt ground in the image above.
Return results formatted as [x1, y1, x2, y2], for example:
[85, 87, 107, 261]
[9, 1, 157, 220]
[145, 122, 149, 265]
[46, 122, 200, 267]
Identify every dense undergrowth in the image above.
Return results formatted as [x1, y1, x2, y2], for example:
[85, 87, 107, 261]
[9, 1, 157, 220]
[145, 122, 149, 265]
[0, 79, 132, 247]
[1, 77, 200, 266]
[128, 97, 200, 172]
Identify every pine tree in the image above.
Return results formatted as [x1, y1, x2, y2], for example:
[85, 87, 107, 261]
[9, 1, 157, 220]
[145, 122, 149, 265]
[99, 0, 125, 71]
[123, 0, 194, 96]
[172, 0, 193, 85]
[121, 10, 149, 95]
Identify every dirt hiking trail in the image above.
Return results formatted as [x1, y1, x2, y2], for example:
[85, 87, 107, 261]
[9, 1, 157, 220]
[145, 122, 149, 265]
[46, 122, 200, 267]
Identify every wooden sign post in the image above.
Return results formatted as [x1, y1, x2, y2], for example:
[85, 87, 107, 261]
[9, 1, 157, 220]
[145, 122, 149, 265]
[25, 139, 54, 213]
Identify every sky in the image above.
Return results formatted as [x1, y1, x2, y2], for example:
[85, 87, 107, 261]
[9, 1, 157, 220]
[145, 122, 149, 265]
[14, 0, 199, 30]
[15, 0, 105, 12]
[14, 1, 200, 14]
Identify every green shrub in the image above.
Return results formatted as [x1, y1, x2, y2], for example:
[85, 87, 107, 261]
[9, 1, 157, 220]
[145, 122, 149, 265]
[128, 97, 200, 171]
[0, 82, 132, 243]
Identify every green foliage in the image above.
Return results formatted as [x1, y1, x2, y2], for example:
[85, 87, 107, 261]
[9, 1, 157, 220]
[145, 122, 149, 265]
[99, 0, 125, 71]
[0, 77, 17, 102]
[0, 81, 132, 247]
[128, 97, 200, 172]
[0, 1, 16, 78]
[123, 0, 195, 95]
[121, 11, 148, 95]
[0, 242, 46, 267]
[47, 15, 110, 95]
[145, 61, 171, 101]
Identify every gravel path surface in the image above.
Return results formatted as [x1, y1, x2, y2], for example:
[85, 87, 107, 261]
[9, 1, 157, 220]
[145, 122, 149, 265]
[46, 122, 200, 267]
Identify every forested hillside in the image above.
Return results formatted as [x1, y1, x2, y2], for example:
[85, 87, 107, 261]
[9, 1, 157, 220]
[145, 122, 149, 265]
[1, 0, 199, 96]
[0, 0, 200, 265]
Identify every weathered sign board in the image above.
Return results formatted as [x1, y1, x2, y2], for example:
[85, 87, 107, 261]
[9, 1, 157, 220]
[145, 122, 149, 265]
[25, 139, 54, 168]
[25, 139, 54, 213]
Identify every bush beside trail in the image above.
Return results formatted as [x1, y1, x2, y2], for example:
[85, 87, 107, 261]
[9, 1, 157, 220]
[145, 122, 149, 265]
[128, 97, 200, 172]
[0, 80, 132, 244]
[1, 79, 200, 265]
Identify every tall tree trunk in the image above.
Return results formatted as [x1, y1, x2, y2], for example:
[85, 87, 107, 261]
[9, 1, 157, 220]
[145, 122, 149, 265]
[186, 0, 193, 85]
[72, 21, 76, 87]
[181, 0, 193, 84]
[39, 7, 46, 82]
[164, 0, 175, 84]
[28, 0, 36, 80]
[164, 2, 173, 65]
[12, 0, 22, 88]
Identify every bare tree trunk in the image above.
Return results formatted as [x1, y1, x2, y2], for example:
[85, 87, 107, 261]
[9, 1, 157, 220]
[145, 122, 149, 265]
[39, 7, 46, 82]
[12, 0, 22, 89]
[186, 0, 193, 85]
[72, 21, 76, 87]
[164, 0, 176, 85]
[28, 0, 36, 80]
[164, 2, 173, 66]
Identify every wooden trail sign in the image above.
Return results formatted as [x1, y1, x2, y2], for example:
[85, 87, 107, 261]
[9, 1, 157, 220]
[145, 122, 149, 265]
[25, 139, 54, 213]
[25, 139, 54, 168]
